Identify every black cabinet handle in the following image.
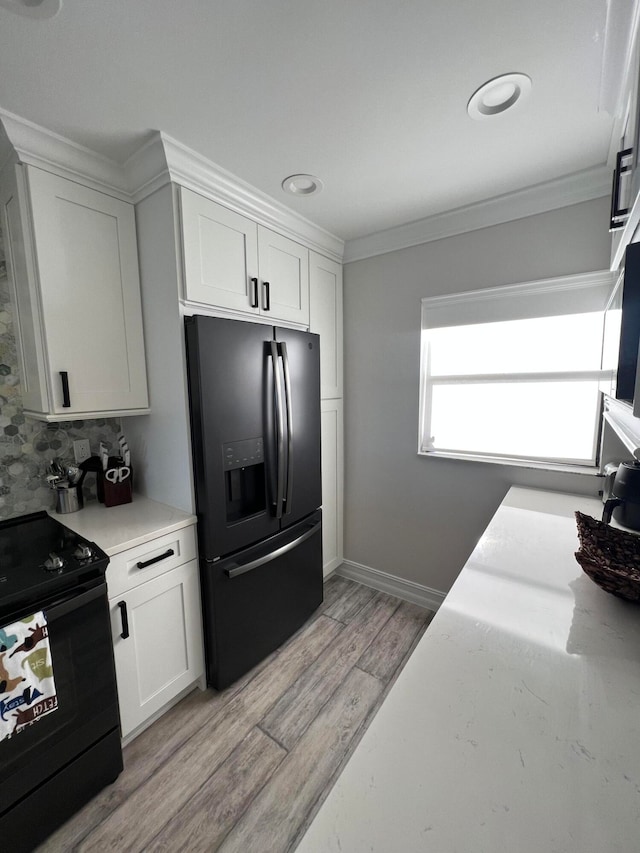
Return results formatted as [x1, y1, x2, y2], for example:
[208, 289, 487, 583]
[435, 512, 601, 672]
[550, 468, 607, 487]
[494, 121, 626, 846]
[250, 277, 259, 308]
[60, 371, 71, 407]
[610, 147, 633, 230]
[263, 280, 271, 311]
[137, 548, 175, 569]
[117, 600, 129, 639]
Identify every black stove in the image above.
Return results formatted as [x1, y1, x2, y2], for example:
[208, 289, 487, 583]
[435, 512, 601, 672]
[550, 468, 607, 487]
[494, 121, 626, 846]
[0, 510, 121, 853]
[0, 511, 108, 617]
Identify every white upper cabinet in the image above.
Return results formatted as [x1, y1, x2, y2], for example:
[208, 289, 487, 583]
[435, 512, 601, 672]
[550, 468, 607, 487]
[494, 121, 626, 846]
[0, 163, 149, 420]
[180, 187, 260, 314]
[257, 225, 309, 325]
[309, 251, 343, 399]
[180, 187, 309, 325]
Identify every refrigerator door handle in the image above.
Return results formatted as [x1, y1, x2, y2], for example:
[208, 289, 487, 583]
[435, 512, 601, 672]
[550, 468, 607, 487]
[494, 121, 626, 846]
[224, 522, 319, 578]
[271, 340, 286, 518]
[280, 341, 294, 515]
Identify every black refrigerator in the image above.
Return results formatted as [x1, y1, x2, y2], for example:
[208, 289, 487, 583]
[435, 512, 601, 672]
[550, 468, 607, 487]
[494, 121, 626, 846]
[185, 315, 323, 689]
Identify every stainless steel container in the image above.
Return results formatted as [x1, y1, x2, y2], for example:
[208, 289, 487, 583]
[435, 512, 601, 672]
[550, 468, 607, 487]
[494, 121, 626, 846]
[55, 484, 83, 514]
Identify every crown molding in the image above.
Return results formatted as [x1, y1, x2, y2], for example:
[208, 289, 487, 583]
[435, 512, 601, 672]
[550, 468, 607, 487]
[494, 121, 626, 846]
[0, 108, 133, 200]
[0, 110, 344, 261]
[126, 131, 344, 262]
[343, 165, 612, 264]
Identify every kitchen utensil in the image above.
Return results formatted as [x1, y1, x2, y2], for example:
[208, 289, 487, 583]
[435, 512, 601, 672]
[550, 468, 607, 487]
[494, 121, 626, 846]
[105, 466, 131, 484]
[117, 432, 131, 468]
[55, 483, 83, 514]
[602, 461, 640, 531]
[67, 465, 82, 485]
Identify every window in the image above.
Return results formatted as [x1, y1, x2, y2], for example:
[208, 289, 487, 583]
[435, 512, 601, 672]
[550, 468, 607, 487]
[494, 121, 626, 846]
[418, 270, 617, 469]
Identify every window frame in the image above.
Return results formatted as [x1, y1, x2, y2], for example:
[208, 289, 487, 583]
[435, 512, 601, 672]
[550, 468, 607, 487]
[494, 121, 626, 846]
[418, 270, 617, 472]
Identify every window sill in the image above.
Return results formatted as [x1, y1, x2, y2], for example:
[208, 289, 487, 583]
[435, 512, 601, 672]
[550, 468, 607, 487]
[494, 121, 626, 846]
[418, 449, 601, 476]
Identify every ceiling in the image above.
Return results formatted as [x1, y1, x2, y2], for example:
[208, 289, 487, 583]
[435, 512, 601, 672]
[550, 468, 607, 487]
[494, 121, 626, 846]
[0, 0, 620, 243]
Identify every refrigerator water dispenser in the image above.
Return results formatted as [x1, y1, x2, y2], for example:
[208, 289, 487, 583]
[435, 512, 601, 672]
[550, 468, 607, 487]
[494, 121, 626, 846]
[223, 438, 266, 522]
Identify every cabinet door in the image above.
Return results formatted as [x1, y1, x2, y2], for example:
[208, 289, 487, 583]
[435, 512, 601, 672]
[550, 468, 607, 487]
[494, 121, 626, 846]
[320, 398, 344, 577]
[257, 226, 309, 325]
[310, 251, 343, 399]
[180, 187, 260, 314]
[0, 162, 49, 414]
[110, 560, 204, 739]
[26, 166, 149, 416]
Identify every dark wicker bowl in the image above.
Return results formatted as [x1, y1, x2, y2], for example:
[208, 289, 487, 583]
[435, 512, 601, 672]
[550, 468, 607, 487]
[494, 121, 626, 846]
[575, 511, 640, 602]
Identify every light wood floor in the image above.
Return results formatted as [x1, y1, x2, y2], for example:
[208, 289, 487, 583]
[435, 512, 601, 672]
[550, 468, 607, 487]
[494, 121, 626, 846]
[39, 575, 434, 853]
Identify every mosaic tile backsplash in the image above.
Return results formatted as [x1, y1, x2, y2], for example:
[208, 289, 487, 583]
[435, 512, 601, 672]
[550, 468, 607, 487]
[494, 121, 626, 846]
[0, 227, 122, 519]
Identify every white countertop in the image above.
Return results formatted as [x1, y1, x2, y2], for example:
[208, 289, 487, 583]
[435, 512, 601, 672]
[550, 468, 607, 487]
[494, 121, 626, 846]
[50, 495, 196, 556]
[297, 487, 640, 853]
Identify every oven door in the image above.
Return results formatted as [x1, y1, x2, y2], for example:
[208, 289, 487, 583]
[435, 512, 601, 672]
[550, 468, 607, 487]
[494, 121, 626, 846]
[0, 579, 121, 815]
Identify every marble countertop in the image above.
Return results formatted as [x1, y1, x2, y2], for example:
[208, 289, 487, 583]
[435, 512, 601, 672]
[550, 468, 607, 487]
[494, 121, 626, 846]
[296, 486, 640, 853]
[50, 495, 196, 556]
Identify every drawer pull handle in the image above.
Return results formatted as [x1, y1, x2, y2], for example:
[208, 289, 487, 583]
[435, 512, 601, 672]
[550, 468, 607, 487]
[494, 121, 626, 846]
[137, 548, 175, 569]
[118, 600, 129, 639]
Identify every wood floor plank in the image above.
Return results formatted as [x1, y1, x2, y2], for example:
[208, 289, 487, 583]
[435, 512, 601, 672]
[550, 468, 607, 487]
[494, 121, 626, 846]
[38, 655, 268, 852]
[261, 591, 399, 750]
[357, 600, 434, 684]
[145, 727, 286, 853]
[37, 580, 431, 853]
[217, 666, 384, 853]
[76, 614, 342, 853]
[318, 575, 353, 612]
[322, 578, 376, 623]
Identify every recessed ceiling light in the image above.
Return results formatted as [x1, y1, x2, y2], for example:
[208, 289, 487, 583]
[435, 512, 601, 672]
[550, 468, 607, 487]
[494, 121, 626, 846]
[467, 73, 532, 120]
[0, 0, 61, 18]
[281, 174, 323, 196]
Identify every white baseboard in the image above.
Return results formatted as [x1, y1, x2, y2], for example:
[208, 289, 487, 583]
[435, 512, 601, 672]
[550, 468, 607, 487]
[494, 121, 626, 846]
[336, 560, 445, 612]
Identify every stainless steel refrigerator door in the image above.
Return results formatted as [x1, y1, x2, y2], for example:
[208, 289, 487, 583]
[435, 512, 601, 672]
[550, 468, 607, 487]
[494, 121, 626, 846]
[275, 326, 322, 528]
[185, 316, 281, 559]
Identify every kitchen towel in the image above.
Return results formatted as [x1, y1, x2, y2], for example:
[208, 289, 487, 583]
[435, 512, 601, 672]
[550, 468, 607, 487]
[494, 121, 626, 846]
[0, 610, 58, 741]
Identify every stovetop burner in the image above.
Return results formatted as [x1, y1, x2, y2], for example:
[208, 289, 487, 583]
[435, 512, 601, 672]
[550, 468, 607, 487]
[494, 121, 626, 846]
[0, 511, 109, 616]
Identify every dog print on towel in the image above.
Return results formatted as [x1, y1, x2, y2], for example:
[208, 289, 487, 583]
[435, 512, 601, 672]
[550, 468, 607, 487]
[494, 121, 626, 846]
[22, 648, 54, 681]
[0, 651, 25, 694]
[0, 627, 18, 652]
[9, 623, 48, 658]
[12, 691, 57, 734]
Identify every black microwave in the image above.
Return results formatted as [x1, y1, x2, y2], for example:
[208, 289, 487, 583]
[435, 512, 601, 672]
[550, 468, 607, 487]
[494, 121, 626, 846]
[603, 241, 640, 402]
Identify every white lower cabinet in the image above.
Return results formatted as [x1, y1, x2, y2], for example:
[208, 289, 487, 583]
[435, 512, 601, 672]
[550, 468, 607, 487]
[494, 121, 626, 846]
[320, 398, 344, 577]
[107, 525, 204, 740]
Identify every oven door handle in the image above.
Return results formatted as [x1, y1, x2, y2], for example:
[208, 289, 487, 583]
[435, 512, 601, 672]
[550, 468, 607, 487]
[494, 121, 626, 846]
[44, 583, 105, 620]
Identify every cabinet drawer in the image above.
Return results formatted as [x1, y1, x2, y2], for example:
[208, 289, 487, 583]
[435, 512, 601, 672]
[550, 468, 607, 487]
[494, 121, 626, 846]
[107, 525, 197, 598]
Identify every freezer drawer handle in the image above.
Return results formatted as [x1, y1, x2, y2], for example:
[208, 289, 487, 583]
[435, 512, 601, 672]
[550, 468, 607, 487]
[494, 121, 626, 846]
[224, 523, 318, 578]
[117, 600, 130, 639]
[137, 548, 175, 569]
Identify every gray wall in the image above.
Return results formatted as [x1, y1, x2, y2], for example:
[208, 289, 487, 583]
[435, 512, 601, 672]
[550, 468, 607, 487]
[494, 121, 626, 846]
[343, 197, 612, 594]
